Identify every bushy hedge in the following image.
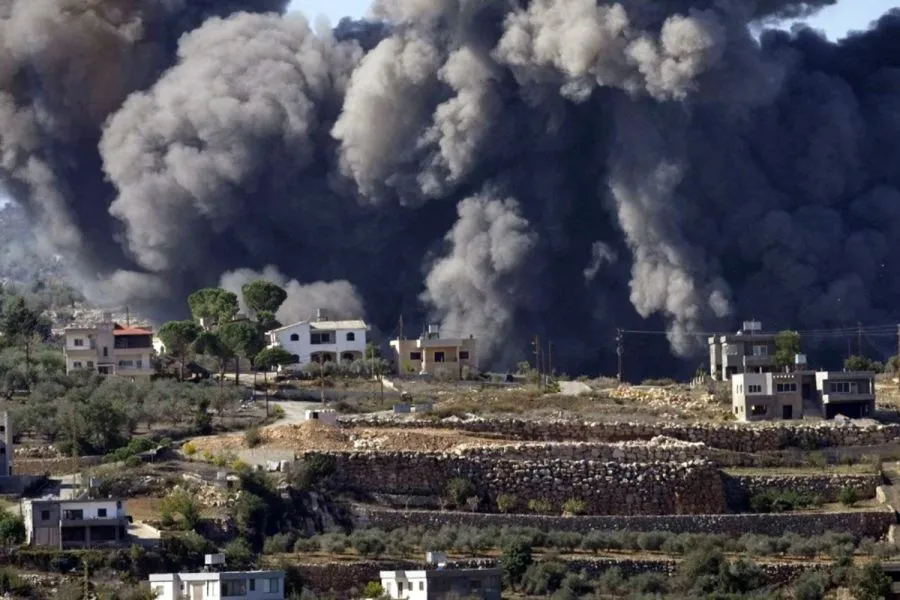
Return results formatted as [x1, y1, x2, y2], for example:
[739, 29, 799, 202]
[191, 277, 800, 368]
[280, 524, 895, 560]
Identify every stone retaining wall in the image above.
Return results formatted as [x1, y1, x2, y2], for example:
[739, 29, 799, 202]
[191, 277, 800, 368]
[308, 451, 726, 515]
[340, 417, 900, 452]
[724, 473, 881, 507]
[13, 456, 103, 476]
[353, 506, 896, 539]
[290, 556, 820, 593]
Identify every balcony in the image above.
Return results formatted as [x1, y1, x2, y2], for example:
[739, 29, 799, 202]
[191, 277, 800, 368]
[743, 355, 774, 368]
[822, 392, 875, 405]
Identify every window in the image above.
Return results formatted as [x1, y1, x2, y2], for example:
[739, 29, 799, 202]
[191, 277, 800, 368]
[725, 345, 738, 355]
[752, 344, 768, 356]
[398, 582, 404, 594]
[346, 332, 355, 341]
[311, 332, 333, 345]
[221, 579, 247, 596]
[829, 381, 857, 394]
[87, 361, 94, 369]
[73, 338, 84, 347]
[117, 360, 134, 368]
[73, 361, 83, 369]
[249, 579, 255, 591]
[459, 350, 470, 360]
[290, 333, 300, 342]
[410, 351, 422, 361]
[776, 382, 797, 393]
[747, 384, 762, 394]
[63, 509, 84, 520]
[260, 578, 280, 593]
[290, 354, 300, 363]
[419, 581, 424, 591]
[136, 360, 143, 370]
[40, 510, 50, 521]
[750, 405, 768, 416]
[434, 351, 445, 363]
[97, 508, 107, 518]
[103, 347, 108, 357]
[734, 407, 739, 414]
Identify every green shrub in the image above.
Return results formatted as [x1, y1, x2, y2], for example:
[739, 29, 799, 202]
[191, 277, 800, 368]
[362, 581, 384, 598]
[244, 427, 263, 448]
[561, 498, 587, 516]
[637, 531, 667, 552]
[293, 537, 320, 553]
[262, 533, 297, 554]
[183, 442, 197, 456]
[793, 571, 827, 600]
[839, 486, 860, 507]
[749, 489, 821, 513]
[350, 531, 386, 557]
[527, 499, 553, 515]
[124, 455, 142, 469]
[445, 478, 476, 508]
[499, 538, 533, 585]
[496, 493, 518, 514]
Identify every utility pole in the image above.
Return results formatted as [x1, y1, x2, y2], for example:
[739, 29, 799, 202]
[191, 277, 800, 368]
[398, 314, 404, 377]
[896, 324, 900, 390]
[858, 322, 863, 356]
[125, 306, 130, 327]
[320, 359, 326, 406]
[533, 335, 541, 391]
[548, 341, 553, 381]
[616, 328, 623, 383]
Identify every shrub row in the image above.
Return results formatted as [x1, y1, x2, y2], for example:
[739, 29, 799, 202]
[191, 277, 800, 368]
[273, 525, 899, 561]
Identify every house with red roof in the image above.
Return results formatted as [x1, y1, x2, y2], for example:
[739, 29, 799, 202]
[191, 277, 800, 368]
[63, 313, 154, 381]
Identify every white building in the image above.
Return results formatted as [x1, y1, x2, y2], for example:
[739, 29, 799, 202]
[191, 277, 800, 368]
[265, 310, 367, 368]
[149, 569, 284, 600]
[380, 566, 501, 600]
[23, 498, 129, 549]
[64, 314, 154, 381]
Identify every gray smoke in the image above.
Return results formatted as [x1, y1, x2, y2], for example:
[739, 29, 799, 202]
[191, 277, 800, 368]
[219, 266, 365, 325]
[421, 192, 537, 357]
[1, 0, 899, 377]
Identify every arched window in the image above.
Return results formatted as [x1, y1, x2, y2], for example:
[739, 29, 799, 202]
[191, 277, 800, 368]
[291, 354, 300, 364]
[346, 332, 355, 342]
[289, 333, 299, 342]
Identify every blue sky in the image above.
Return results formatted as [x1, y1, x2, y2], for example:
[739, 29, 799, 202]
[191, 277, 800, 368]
[287, 0, 896, 40]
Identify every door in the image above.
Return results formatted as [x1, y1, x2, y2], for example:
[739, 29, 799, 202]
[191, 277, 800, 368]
[191, 583, 204, 600]
[782, 405, 793, 420]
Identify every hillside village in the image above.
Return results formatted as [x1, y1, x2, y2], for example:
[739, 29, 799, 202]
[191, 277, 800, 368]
[0, 282, 896, 598]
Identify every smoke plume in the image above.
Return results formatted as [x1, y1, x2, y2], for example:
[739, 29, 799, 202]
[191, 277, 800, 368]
[219, 266, 365, 325]
[1, 0, 900, 377]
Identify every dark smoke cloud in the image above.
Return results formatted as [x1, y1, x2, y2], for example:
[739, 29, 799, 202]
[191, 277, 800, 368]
[2, 0, 900, 378]
[219, 266, 365, 325]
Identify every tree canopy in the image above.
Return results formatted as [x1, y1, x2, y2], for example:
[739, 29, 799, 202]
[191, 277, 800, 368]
[187, 288, 239, 329]
[219, 321, 264, 364]
[774, 330, 801, 371]
[255, 347, 295, 371]
[241, 280, 287, 316]
[158, 320, 202, 382]
[844, 355, 884, 373]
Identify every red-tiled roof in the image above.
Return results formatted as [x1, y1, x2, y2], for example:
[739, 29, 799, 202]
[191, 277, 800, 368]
[113, 324, 152, 336]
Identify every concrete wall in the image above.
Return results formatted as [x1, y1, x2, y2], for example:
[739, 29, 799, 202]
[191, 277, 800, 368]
[353, 506, 897, 539]
[307, 451, 727, 515]
[339, 418, 900, 452]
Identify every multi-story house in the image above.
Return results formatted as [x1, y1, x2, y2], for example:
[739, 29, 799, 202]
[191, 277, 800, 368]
[149, 556, 284, 600]
[265, 309, 367, 368]
[709, 321, 778, 381]
[390, 325, 478, 379]
[732, 369, 876, 421]
[64, 314, 153, 381]
[23, 498, 130, 549]
[381, 566, 501, 600]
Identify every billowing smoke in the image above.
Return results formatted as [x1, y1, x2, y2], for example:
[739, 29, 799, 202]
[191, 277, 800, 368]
[421, 192, 538, 359]
[219, 266, 365, 326]
[1, 0, 899, 377]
